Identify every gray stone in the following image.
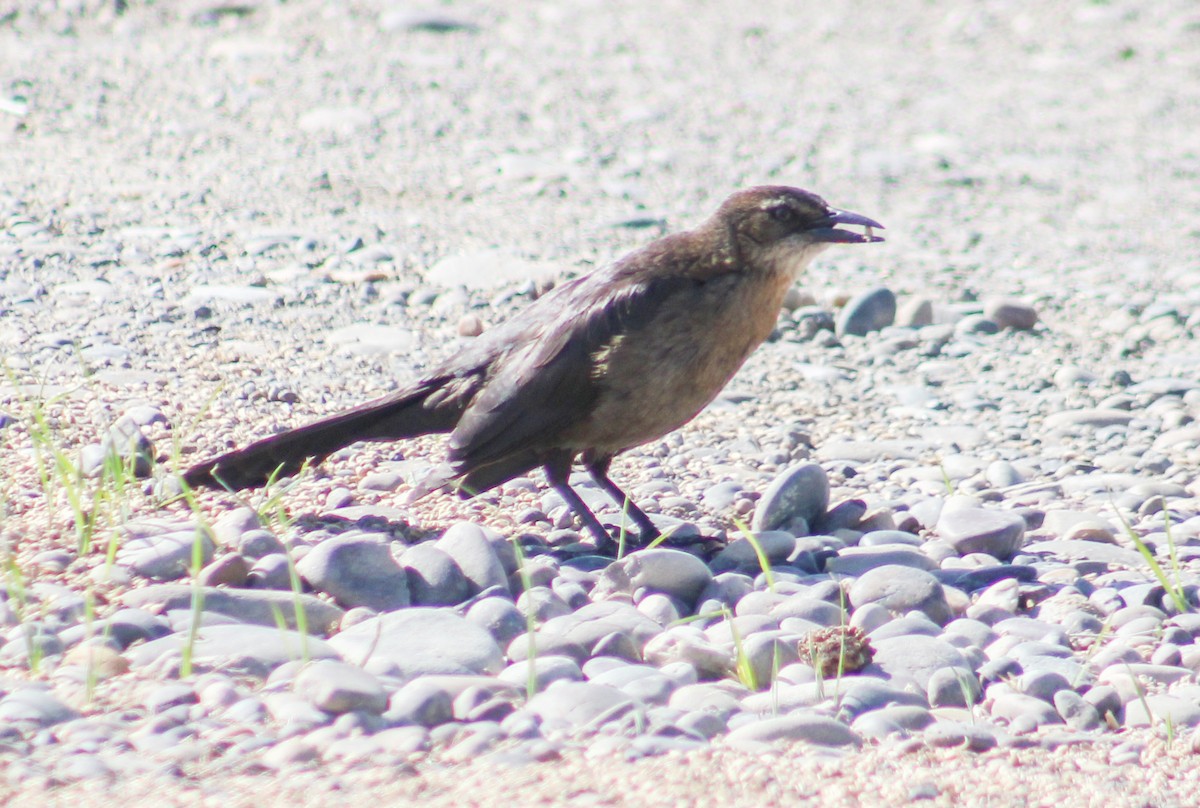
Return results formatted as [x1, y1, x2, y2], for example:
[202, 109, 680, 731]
[400, 542, 471, 606]
[116, 528, 215, 581]
[295, 533, 410, 612]
[121, 584, 344, 635]
[211, 507, 262, 547]
[498, 656, 583, 692]
[709, 531, 797, 574]
[751, 463, 829, 533]
[871, 635, 971, 690]
[726, 714, 862, 747]
[435, 522, 511, 594]
[386, 679, 455, 728]
[984, 298, 1039, 330]
[1054, 690, 1103, 731]
[0, 688, 80, 726]
[526, 682, 639, 728]
[927, 666, 980, 707]
[849, 565, 952, 624]
[247, 553, 293, 590]
[1020, 670, 1073, 703]
[923, 721, 998, 751]
[294, 660, 388, 714]
[936, 507, 1025, 560]
[596, 549, 713, 606]
[826, 545, 938, 575]
[990, 692, 1063, 727]
[1124, 694, 1200, 728]
[465, 596, 529, 646]
[238, 529, 286, 559]
[329, 608, 503, 676]
[836, 286, 897, 337]
[127, 624, 339, 673]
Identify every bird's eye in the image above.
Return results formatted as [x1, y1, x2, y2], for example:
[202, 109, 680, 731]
[768, 204, 794, 223]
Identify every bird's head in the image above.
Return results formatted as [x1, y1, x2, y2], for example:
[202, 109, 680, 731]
[715, 185, 884, 277]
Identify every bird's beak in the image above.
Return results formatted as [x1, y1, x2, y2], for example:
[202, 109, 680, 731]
[810, 208, 885, 243]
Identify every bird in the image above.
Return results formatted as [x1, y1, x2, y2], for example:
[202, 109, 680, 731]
[183, 186, 884, 550]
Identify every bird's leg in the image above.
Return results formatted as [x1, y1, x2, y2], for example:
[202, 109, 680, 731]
[542, 452, 614, 551]
[584, 454, 660, 544]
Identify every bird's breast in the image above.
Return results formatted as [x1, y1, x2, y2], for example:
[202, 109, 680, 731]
[563, 270, 793, 453]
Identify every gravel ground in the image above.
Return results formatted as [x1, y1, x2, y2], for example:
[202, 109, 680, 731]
[3, 0, 1200, 805]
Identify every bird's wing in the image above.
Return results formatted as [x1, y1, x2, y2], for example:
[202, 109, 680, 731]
[444, 268, 705, 476]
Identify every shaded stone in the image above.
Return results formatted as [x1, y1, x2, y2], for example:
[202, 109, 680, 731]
[936, 507, 1025, 560]
[401, 542, 471, 606]
[435, 522, 511, 594]
[836, 286, 897, 337]
[121, 584, 344, 635]
[295, 534, 410, 612]
[751, 463, 829, 533]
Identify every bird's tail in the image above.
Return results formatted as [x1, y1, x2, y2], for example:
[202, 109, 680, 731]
[182, 381, 462, 491]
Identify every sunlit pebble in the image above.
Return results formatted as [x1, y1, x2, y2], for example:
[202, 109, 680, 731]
[457, 314, 485, 337]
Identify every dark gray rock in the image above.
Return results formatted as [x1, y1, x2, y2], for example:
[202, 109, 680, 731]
[435, 522, 511, 594]
[465, 596, 529, 646]
[121, 584, 344, 635]
[238, 529, 286, 560]
[386, 679, 455, 727]
[1054, 690, 1103, 731]
[401, 542, 471, 606]
[295, 533, 410, 612]
[116, 527, 215, 581]
[0, 688, 80, 727]
[836, 286, 897, 337]
[751, 463, 829, 533]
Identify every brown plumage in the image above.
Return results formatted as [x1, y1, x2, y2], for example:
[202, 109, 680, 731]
[183, 186, 884, 549]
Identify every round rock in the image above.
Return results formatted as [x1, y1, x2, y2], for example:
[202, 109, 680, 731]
[836, 286, 897, 337]
[329, 608, 504, 677]
[295, 534, 410, 612]
[751, 463, 830, 533]
[848, 565, 952, 625]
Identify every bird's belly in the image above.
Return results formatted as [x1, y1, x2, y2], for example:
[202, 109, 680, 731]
[561, 271, 789, 453]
